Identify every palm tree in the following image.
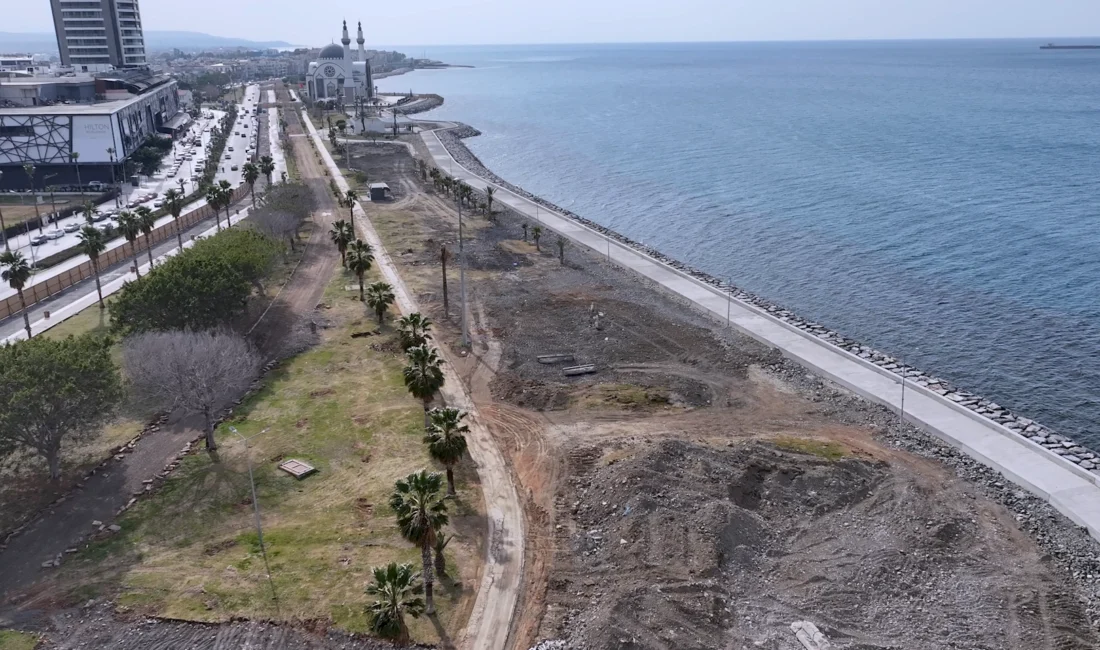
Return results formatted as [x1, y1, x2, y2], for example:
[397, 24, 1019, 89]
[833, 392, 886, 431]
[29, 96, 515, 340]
[344, 189, 358, 228]
[403, 345, 445, 427]
[242, 162, 260, 206]
[346, 239, 374, 301]
[205, 185, 223, 231]
[424, 407, 469, 496]
[532, 225, 543, 251]
[417, 158, 427, 182]
[365, 562, 424, 644]
[397, 312, 432, 351]
[258, 156, 273, 186]
[164, 188, 185, 250]
[77, 226, 106, 308]
[556, 236, 567, 265]
[82, 201, 96, 225]
[218, 179, 234, 226]
[485, 186, 495, 215]
[389, 470, 449, 615]
[362, 280, 394, 322]
[134, 206, 157, 268]
[0, 251, 33, 337]
[116, 211, 142, 278]
[329, 219, 354, 266]
[433, 533, 452, 578]
[70, 152, 84, 202]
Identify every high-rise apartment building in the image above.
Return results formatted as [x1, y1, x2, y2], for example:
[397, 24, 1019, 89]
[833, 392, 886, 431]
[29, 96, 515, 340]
[49, 0, 148, 71]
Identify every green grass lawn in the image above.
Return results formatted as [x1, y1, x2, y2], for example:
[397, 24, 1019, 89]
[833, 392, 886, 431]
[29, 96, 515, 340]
[0, 630, 40, 650]
[59, 267, 482, 644]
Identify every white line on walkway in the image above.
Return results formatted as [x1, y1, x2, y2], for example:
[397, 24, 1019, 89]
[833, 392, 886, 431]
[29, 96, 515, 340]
[419, 128, 1100, 542]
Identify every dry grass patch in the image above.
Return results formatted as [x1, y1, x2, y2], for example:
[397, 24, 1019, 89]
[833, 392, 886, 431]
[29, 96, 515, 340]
[771, 435, 848, 460]
[60, 267, 482, 644]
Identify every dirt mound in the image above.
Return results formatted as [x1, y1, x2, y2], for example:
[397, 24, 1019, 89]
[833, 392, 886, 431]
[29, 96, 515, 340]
[542, 439, 1097, 650]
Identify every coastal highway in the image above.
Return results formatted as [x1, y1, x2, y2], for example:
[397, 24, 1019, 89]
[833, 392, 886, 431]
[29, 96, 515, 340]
[0, 85, 264, 303]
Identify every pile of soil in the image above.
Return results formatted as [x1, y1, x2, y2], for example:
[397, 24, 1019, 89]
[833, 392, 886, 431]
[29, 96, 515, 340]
[541, 439, 1098, 650]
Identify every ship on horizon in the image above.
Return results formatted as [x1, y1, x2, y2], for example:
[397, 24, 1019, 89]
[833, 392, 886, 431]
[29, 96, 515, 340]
[1040, 43, 1100, 50]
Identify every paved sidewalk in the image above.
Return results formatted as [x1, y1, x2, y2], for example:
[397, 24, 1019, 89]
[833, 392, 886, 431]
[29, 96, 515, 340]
[420, 128, 1100, 542]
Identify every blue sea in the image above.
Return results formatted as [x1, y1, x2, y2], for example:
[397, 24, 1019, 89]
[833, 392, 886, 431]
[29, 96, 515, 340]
[377, 40, 1100, 447]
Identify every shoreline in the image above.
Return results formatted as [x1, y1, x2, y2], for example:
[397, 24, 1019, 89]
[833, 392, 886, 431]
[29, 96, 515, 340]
[430, 122, 1100, 478]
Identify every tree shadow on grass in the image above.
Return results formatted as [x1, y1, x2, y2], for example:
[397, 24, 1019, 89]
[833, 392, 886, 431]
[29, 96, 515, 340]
[428, 611, 455, 650]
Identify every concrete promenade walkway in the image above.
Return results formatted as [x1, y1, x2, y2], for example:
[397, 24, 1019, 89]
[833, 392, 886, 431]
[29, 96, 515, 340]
[420, 128, 1100, 542]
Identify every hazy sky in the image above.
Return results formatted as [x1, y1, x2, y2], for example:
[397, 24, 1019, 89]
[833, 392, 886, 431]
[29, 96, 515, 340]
[7, 0, 1100, 47]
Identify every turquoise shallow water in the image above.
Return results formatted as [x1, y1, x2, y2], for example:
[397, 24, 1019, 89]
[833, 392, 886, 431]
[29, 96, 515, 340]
[377, 40, 1100, 447]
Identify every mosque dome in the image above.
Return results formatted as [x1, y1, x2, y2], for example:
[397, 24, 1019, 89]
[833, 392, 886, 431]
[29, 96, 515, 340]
[318, 44, 344, 59]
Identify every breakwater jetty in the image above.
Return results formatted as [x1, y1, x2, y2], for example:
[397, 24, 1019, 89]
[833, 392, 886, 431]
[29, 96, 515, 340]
[424, 123, 1100, 542]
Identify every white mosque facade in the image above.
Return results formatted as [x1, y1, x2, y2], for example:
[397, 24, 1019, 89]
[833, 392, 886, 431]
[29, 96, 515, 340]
[306, 21, 374, 105]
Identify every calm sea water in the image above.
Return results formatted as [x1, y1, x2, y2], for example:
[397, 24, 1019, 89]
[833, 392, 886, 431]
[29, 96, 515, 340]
[377, 41, 1100, 447]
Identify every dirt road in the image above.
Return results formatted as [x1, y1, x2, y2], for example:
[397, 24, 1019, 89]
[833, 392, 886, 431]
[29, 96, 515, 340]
[303, 113, 525, 650]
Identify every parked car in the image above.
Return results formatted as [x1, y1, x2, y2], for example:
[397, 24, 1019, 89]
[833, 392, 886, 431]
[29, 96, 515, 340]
[231, 165, 239, 171]
[63, 222, 81, 233]
[46, 230, 64, 240]
[30, 234, 48, 246]
[92, 212, 108, 223]
[154, 199, 165, 207]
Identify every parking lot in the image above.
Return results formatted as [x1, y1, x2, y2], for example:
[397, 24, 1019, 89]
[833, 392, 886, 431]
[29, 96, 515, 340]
[0, 84, 265, 300]
[3, 85, 262, 267]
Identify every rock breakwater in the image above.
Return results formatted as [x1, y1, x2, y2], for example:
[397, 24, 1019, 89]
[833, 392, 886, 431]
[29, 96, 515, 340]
[434, 125, 1100, 478]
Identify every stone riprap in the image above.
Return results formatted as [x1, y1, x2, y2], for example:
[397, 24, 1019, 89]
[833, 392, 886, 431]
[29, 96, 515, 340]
[434, 125, 1100, 479]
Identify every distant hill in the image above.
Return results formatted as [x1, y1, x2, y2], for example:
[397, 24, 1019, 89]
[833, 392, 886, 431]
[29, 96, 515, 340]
[0, 30, 295, 55]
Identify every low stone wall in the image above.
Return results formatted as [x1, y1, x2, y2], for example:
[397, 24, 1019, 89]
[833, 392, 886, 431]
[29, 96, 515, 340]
[433, 125, 1100, 477]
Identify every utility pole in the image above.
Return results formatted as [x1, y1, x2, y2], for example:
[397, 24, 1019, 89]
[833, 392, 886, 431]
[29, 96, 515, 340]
[228, 426, 279, 616]
[0, 171, 8, 251]
[726, 277, 732, 327]
[458, 196, 469, 347]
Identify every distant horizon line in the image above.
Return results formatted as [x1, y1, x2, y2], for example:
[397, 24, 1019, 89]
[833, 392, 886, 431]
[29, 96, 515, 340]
[369, 36, 1100, 48]
[5, 30, 1100, 51]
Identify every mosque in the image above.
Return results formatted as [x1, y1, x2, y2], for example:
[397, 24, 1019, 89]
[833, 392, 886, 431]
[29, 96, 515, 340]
[306, 21, 374, 105]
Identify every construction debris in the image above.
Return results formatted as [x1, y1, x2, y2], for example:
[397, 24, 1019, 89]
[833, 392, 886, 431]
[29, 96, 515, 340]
[562, 364, 597, 377]
[537, 353, 576, 365]
[791, 621, 831, 650]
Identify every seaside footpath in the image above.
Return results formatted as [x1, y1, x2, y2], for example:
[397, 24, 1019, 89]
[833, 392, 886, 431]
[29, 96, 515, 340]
[418, 125, 1100, 544]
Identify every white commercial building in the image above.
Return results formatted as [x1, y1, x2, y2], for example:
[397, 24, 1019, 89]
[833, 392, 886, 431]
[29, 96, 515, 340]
[0, 75, 180, 190]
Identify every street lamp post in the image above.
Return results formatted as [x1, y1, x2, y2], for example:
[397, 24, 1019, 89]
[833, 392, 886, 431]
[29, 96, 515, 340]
[0, 171, 8, 251]
[227, 426, 279, 615]
[457, 196, 469, 347]
[107, 148, 120, 208]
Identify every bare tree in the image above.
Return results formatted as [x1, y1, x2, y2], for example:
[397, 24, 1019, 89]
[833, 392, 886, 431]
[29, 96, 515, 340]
[253, 209, 302, 252]
[123, 330, 261, 451]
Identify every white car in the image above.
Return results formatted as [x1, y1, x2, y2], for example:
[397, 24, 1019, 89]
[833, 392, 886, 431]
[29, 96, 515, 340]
[46, 230, 64, 240]
[63, 222, 81, 233]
